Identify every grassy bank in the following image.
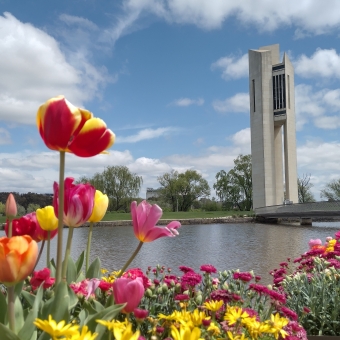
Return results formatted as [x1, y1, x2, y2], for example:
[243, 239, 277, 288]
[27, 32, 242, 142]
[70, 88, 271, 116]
[0, 210, 253, 224]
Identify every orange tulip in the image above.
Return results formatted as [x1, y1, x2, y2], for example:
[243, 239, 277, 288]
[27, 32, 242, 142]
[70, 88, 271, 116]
[0, 235, 38, 287]
[36, 96, 115, 157]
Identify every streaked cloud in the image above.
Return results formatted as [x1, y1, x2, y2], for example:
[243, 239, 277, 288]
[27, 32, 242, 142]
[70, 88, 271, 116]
[116, 127, 178, 143]
[171, 97, 204, 107]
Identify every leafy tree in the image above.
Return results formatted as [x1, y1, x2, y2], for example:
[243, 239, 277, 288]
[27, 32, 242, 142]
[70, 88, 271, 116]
[298, 174, 315, 203]
[27, 203, 41, 213]
[78, 166, 143, 211]
[0, 202, 4, 215]
[17, 204, 26, 216]
[213, 154, 252, 211]
[157, 169, 210, 212]
[320, 178, 340, 201]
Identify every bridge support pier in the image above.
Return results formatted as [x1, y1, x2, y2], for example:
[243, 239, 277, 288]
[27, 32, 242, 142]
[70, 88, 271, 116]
[300, 218, 312, 225]
[256, 216, 279, 224]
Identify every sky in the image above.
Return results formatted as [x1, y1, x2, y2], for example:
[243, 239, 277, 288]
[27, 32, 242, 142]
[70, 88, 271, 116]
[1, 0, 340, 201]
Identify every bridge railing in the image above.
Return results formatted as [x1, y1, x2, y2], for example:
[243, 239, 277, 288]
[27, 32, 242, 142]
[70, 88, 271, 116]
[255, 201, 340, 218]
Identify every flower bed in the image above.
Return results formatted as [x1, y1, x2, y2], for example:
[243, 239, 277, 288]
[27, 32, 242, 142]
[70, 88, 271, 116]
[0, 96, 338, 339]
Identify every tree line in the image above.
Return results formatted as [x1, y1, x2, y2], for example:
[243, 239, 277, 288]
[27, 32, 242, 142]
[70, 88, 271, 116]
[2, 154, 340, 216]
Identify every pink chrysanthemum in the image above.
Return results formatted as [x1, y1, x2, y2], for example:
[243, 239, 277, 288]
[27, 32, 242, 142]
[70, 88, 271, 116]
[200, 264, 217, 274]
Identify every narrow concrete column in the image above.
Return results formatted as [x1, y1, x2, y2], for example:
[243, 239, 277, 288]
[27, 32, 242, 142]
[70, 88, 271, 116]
[300, 218, 312, 225]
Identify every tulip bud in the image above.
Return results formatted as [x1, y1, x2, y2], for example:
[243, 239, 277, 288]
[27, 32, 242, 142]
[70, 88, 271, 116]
[5, 193, 17, 219]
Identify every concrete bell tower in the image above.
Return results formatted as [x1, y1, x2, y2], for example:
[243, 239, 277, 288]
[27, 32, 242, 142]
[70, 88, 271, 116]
[248, 44, 298, 209]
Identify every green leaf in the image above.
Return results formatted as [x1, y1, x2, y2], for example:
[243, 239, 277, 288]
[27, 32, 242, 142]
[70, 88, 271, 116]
[75, 251, 85, 276]
[92, 300, 104, 312]
[21, 291, 35, 308]
[85, 304, 124, 335]
[0, 291, 7, 324]
[48, 260, 56, 278]
[40, 281, 70, 321]
[66, 285, 78, 310]
[76, 272, 85, 283]
[0, 323, 21, 340]
[13, 292, 24, 332]
[14, 281, 24, 297]
[86, 257, 101, 279]
[18, 286, 43, 340]
[66, 256, 77, 284]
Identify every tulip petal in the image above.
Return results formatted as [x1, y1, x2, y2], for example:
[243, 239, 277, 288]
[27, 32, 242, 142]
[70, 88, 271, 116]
[142, 204, 162, 234]
[37, 97, 82, 151]
[143, 227, 174, 242]
[68, 118, 115, 157]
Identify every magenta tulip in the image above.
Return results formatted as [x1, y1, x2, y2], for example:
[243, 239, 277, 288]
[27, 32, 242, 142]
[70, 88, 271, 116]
[5, 212, 57, 242]
[113, 277, 145, 313]
[131, 200, 181, 242]
[53, 177, 95, 227]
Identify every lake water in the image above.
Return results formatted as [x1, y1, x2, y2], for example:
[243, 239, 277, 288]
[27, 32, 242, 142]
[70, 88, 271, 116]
[2, 221, 340, 284]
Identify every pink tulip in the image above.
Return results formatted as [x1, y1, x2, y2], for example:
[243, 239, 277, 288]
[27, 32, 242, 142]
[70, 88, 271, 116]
[131, 200, 181, 242]
[53, 177, 95, 227]
[5, 212, 57, 242]
[113, 277, 145, 313]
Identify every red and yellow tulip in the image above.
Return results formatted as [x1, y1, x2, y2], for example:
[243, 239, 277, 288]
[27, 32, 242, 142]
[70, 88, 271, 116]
[0, 235, 38, 287]
[36, 96, 115, 157]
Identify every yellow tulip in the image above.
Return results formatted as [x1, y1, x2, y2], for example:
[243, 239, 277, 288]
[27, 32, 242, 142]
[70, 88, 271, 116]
[36, 206, 58, 231]
[88, 190, 109, 223]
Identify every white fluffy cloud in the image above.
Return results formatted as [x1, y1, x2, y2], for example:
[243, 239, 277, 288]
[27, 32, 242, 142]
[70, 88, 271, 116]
[213, 93, 249, 113]
[295, 85, 340, 130]
[295, 49, 340, 79]
[0, 13, 110, 125]
[116, 127, 178, 143]
[172, 98, 204, 107]
[211, 54, 248, 80]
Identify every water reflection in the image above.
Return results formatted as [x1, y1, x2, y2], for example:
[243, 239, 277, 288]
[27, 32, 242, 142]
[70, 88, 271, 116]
[1, 221, 339, 284]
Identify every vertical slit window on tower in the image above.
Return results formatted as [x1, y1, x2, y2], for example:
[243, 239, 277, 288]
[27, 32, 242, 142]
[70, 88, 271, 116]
[252, 79, 255, 112]
[287, 75, 290, 109]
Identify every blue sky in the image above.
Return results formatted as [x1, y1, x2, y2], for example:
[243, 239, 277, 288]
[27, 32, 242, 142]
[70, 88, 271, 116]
[1, 0, 340, 200]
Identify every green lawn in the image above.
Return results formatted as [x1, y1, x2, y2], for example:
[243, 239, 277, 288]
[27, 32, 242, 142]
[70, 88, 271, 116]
[0, 210, 253, 224]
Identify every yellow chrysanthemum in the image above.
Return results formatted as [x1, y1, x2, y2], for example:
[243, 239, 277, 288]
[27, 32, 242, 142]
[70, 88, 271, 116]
[189, 309, 210, 327]
[159, 310, 190, 323]
[34, 315, 79, 339]
[224, 306, 250, 326]
[113, 323, 140, 340]
[68, 325, 98, 340]
[97, 319, 126, 332]
[243, 318, 271, 339]
[266, 313, 289, 339]
[101, 268, 108, 274]
[207, 322, 221, 335]
[203, 300, 224, 312]
[171, 324, 203, 340]
[227, 331, 248, 340]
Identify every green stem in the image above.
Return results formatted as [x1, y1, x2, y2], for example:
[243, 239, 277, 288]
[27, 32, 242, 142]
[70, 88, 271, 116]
[86, 222, 94, 273]
[7, 218, 13, 238]
[62, 227, 74, 281]
[47, 231, 51, 267]
[56, 151, 65, 284]
[7, 286, 15, 332]
[117, 241, 144, 277]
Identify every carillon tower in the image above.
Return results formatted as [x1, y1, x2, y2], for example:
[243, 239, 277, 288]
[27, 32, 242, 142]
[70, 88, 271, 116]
[248, 44, 298, 209]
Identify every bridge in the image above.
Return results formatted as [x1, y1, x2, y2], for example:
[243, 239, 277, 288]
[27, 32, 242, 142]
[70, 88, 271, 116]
[255, 201, 340, 220]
